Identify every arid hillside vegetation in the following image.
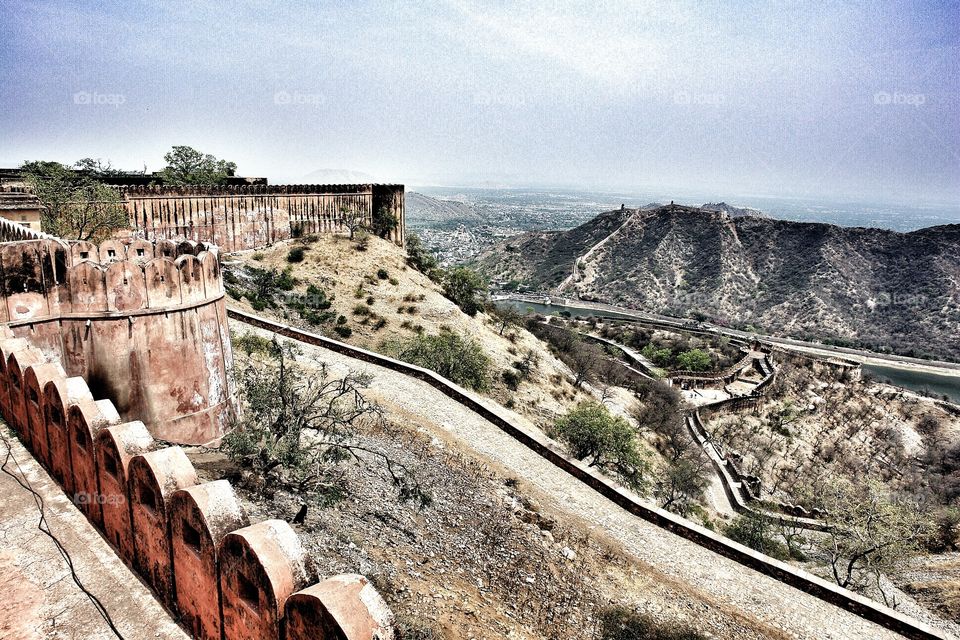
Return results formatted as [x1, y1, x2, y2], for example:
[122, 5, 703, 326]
[475, 206, 960, 361]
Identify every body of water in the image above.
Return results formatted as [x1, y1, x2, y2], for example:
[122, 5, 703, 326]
[862, 364, 960, 404]
[496, 298, 960, 403]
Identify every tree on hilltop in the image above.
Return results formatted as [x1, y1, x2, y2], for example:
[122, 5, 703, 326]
[158, 145, 237, 185]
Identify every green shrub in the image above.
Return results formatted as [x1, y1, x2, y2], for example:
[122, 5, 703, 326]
[252, 252, 265, 261]
[553, 402, 650, 492]
[337, 315, 348, 325]
[724, 513, 790, 561]
[441, 267, 487, 316]
[383, 330, 490, 391]
[366, 295, 375, 305]
[389, 277, 399, 285]
[334, 325, 353, 338]
[354, 230, 370, 251]
[352, 304, 371, 316]
[405, 232, 437, 273]
[377, 268, 389, 280]
[372, 206, 399, 238]
[287, 246, 306, 263]
[676, 349, 711, 371]
[373, 317, 388, 330]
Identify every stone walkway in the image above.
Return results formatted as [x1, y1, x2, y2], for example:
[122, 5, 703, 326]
[0, 425, 188, 640]
[251, 327, 930, 640]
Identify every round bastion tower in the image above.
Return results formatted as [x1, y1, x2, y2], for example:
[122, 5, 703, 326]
[0, 233, 236, 444]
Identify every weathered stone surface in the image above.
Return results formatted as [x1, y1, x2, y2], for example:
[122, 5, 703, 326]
[128, 446, 199, 606]
[286, 574, 396, 640]
[67, 399, 120, 525]
[95, 421, 153, 564]
[2, 239, 237, 444]
[219, 520, 309, 640]
[42, 376, 94, 488]
[118, 183, 406, 251]
[170, 480, 249, 640]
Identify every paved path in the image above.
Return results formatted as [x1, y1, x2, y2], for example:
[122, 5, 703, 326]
[245, 325, 924, 640]
[0, 425, 189, 640]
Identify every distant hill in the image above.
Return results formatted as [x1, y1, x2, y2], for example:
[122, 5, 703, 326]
[475, 204, 960, 361]
[405, 192, 486, 229]
[700, 202, 768, 218]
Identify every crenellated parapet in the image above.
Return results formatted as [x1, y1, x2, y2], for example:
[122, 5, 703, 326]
[0, 322, 394, 640]
[116, 183, 405, 251]
[0, 235, 234, 444]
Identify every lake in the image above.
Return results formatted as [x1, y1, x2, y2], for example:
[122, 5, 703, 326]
[862, 364, 960, 404]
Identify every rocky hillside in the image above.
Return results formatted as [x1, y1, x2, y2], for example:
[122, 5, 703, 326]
[223, 234, 600, 425]
[476, 205, 960, 361]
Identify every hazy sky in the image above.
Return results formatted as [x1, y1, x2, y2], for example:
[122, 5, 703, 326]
[1, 0, 957, 204]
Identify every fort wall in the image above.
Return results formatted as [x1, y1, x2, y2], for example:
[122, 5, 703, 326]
[227, 308, 946, 640]
[118, 183, 405, 252]
[0, 236, 235, 444]
[0, 234, 394, 639]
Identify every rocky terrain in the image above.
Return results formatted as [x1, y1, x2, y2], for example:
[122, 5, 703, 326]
[198, 325, 908, 640]
[223, 234, 602, 427]
[475, 205, 960, 361]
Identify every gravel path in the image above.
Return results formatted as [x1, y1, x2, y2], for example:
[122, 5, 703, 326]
[252, 327, 929, 640]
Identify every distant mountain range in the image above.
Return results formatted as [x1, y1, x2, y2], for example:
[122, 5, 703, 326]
[405, 192, 486, 229]
[300, 168, 378, 184]
[475, 204, 960, 361]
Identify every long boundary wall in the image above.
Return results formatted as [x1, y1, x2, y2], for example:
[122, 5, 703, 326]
[118, 183, 405, 252]
[227, 308, 948, 640]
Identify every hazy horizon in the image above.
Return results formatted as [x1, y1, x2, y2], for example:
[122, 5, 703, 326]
[1, 0, 958, 208]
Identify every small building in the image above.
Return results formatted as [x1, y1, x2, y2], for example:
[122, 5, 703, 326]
[0, 188, 43, 232]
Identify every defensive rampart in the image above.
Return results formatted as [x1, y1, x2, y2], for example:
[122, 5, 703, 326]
[0, 235, 234, 444]
[118, 183, 405, 252]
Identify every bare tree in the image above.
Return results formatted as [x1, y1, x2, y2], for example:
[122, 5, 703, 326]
[340, 205, 367, 239]
[811, 476, 931, 602]
[224, 336, 429, 518]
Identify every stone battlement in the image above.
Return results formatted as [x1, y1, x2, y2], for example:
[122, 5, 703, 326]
[0, 234, 234, 444]
[119, 183, 405, 252]
[0, 323, 394, 640]
[0, 214, 396, 639]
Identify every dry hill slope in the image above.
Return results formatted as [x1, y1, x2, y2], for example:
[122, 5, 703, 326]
[476, 206, 960, 361]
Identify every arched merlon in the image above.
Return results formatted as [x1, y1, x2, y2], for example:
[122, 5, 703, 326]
[286, 574, 396, 640]
[95, 421, 154, 564]
[1, 238, 237, 445]
[22, 361, 68, 469]
[128, 446, 199, 606]
[4, 347, 46, 441]
[68, 399, 121, 526]
[219, 519, 309, 640]
[170, 480, 249, 640]
[42, 375, 94, 488]
[0, 336, 32, 424]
